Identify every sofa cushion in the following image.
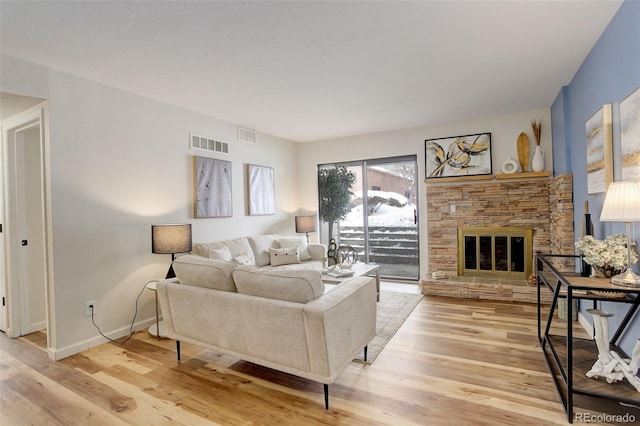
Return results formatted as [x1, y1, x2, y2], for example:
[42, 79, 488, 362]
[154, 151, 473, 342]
[269, 246, 300, 266]
[279, 236, 311, 261]
[209, 246, 232, 261]
[194, 238, 256, 265]
[232, 253, 254, 266]
[248, 234, 280, 266]
[173, 255, 237, 292]
[232, 266, 324, 303]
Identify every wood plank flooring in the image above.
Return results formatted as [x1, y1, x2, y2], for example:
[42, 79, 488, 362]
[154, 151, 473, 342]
[1, 288, 637, 425]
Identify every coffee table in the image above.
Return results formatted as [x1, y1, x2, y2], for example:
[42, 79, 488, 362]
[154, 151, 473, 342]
[322, 263, 380, 301]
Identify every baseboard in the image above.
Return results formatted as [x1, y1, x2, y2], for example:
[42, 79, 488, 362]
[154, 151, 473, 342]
[23, 320, 47, 335]
[48, 317, 156, 360]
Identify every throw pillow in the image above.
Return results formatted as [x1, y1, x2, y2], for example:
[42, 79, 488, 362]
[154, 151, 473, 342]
[232, 252, 254, 266]
[209, 246, 232, 261]
[232, 266, 324, 303]
[220, 237, 256, 265]
[269, 246, 300, 266]
[248, 234, 280, 266]
[279, 236, 311, 261]
[172, 255, 237, 292]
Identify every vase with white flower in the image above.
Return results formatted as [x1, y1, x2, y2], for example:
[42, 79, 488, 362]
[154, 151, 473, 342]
[574, 234, 638, 278]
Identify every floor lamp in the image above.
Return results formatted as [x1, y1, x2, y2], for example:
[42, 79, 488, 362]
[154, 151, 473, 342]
[152, 224, 193, 278]
[600, 181, 640, 287]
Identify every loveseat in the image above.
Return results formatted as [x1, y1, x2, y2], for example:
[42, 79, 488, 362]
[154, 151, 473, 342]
[155, 236, 377, 409]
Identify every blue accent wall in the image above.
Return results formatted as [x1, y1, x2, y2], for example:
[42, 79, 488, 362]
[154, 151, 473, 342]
[551, 0, 640, 354]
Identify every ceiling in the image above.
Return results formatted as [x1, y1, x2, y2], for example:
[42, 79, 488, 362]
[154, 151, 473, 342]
[0, 1, 623, 142]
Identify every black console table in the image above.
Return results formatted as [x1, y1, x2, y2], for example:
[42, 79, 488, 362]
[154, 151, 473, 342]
[536, 253, 640, 423]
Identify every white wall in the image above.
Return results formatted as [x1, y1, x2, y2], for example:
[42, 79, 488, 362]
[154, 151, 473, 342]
[298, 108, 553, 279]
[2, 55, 299, 358]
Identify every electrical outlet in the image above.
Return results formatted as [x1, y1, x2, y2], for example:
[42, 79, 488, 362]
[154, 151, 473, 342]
[450, 204, 456, 213]
[85, 300, 96, 317]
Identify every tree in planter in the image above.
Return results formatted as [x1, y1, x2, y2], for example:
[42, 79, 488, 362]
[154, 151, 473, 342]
[318, 166, 356, 243]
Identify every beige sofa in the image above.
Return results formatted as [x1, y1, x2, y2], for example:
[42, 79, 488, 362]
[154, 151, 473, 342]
[156, 251, 377, 409]
[192, 234, 327, 271]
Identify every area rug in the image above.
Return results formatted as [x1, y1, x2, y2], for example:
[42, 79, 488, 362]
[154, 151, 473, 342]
[353, 290, 423, 364]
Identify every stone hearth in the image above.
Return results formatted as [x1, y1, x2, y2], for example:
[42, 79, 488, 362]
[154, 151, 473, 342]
[423, 274, 553, 304]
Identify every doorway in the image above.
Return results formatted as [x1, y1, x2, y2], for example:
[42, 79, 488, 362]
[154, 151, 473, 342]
[1, 104, 50, 340]
[319, 155, 419, 280]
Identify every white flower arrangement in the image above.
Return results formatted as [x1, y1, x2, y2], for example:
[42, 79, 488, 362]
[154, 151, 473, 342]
[574, 234, 638, 270]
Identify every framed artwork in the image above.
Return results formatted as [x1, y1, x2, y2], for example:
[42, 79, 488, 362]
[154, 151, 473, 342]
[425, 132, 492, 179]
[585, 104, 613, 194]
[247, 164, 275, 215]
[620, 86, 640, 181]
[194, 156, 232, 218]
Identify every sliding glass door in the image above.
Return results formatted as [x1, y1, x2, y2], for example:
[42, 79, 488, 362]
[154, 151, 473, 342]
[319, 155, 419, 280]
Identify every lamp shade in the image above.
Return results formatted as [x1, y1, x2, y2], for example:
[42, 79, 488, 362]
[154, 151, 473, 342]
[295, 215, 317, 233]
[151, 224, 192, 254]
[600, 181, 640, 222]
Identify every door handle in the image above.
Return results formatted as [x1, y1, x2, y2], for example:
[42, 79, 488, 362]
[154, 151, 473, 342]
[414, 209, 417, 225]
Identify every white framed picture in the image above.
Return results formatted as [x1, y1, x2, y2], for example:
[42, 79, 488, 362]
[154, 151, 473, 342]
[585, 104, 613, 194]
[620, 86, 640, 181]
[247, 164, 275, 215]
[194, 156, 232, 218]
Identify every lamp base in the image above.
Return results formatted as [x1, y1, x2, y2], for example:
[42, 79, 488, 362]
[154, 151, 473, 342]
[611, 269, 640, 287]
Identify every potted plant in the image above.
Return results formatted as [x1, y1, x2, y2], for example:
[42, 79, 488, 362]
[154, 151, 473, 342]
[318, 166, 356, 243]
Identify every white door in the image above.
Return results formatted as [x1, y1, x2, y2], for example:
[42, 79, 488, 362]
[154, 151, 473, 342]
[1, 108, 48, 337]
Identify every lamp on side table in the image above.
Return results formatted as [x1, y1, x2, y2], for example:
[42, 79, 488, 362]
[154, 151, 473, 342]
[600, 181, 640, 287]
[295, 215, 317, 243]
[150, 224, 192, 337]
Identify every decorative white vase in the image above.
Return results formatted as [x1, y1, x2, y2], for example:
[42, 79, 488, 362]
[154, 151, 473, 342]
[531, 145, 545, 172]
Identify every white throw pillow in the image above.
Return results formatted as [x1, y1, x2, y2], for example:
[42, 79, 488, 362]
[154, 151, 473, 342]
[232, 266, 324, 303]
[172, 255, 237, 292]
[209, 246, 232, 261]
[248, 234, 279, 266]
[269, 246, 300, 266]
[279, 236, 311, 261]
[232, 252, 254, 266]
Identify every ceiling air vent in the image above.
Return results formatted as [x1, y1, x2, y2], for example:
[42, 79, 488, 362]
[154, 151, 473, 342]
[190, 133, 229, 154]
[238, 127, 257, 144]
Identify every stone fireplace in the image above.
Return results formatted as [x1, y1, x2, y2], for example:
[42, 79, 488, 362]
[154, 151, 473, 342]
[422, 174, 574, 302]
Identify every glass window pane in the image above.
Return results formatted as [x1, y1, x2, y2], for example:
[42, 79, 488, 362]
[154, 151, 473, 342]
[511, 236, 525, 272]
[495, 236, 508, 271]
[464, 236, 476, 270]
[479, 236, 492, 270]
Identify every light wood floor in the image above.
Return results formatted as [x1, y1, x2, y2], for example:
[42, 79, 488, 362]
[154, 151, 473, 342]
[0, 285, 634, 425]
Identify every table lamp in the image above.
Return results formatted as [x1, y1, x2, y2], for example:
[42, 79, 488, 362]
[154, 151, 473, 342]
[295, 215, 317, 242]
[599, 181, 640, 287]
[152, 224, 192, 278]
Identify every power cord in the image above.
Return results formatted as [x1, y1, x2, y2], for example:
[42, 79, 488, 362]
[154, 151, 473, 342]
[89, 280, 156, 345]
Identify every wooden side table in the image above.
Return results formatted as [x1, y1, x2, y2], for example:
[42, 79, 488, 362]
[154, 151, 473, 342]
[145, 280, 167, 338]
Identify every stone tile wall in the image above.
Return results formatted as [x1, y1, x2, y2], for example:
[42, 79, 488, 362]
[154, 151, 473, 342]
[425, 174, 574, 276]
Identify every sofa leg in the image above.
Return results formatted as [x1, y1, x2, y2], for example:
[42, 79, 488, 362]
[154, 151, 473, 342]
[324, 384, 329, 410]
[364, 345, 368, 362]
[176, 340, 181, 361]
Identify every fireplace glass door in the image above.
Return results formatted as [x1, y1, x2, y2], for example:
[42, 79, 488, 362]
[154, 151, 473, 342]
[458, 228, 532, 279]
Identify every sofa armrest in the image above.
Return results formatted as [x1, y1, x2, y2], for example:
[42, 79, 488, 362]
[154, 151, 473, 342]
[302, 276, 376, 380]
[307, 243, 327, 261]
